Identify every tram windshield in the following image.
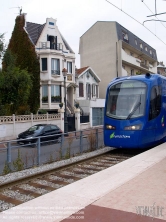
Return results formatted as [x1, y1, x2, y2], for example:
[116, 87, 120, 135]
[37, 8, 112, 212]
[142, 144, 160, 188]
[106, 80, 147, 120]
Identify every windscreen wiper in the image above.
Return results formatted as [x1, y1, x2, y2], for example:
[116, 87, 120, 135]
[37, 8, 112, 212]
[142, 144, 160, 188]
[126, 102, 141, 120]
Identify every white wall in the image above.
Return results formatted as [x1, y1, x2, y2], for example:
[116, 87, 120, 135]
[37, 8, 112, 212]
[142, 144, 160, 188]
[0, 114, 61, 141]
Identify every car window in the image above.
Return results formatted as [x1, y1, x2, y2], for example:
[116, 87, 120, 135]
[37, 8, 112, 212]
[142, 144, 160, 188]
[28, 125, 44, 132]
[44, 126, 51, 132]
[51, 125, 59, 130]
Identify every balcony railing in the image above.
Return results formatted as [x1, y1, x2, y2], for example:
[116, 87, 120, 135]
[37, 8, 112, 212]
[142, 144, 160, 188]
[51, 70, 60, 75]
[140, 63, 149, 70]
[40, 42, 62, 51]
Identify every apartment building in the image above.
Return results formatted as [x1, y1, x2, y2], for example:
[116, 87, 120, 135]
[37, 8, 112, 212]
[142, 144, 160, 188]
[157, 62, 166, 76]
[79, 21, 158, 98]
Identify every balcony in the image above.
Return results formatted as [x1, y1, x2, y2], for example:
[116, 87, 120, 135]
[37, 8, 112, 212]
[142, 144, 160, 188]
[140, 63, 149, 70]
[39, 42, 62, 51]
[122, 49, 141, 67]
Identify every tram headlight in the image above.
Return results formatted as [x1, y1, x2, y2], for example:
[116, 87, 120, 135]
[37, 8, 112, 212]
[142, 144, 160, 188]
[124, 124, 141, 130]
[105, 124, 116, 130]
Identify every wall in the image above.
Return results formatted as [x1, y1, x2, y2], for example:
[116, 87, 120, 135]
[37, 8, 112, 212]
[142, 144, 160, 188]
[0, 114, 61, 141]
[79, 22, 118, 99]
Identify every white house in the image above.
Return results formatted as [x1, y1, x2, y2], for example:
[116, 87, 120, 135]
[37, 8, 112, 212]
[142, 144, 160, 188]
[25, 16, 77, 113]
[75, 66, 105, 126]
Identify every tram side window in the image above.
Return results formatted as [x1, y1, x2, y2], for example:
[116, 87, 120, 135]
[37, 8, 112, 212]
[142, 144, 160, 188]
[149, 86, 161, 120]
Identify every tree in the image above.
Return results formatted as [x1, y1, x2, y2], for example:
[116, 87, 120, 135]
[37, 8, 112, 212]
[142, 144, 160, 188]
[0, 67, 32, 115]
[3, 15, 40, 114]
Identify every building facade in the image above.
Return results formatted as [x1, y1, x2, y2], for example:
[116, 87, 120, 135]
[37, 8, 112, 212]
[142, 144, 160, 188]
[75, 66, 105, 126]
[25, 16, 76, 113]
[157, 62, 166, 76]
[79, 21, 158, 98]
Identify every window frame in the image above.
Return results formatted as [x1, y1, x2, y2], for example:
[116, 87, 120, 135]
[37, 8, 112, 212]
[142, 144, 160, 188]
[51, 58, 60, 75]
[67, 61, 72, 74]
[41, 58, 47, 71]
[149, 86, 161, 121]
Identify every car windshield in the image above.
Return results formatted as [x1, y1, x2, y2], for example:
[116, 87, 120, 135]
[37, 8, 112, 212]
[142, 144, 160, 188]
[106, 80, 147, 120]
[28, 125, 44, 132]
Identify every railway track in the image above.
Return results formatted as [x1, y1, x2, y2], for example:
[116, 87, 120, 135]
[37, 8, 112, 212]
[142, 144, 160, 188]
[0, 149, 142, 212]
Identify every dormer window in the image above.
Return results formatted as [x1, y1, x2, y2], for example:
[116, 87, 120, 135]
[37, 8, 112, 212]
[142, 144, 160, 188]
[153, 52, 155, 57]
[140, 43, 143, 49]
[135, 39, 137, 45]
[145, 46, 148, 51]
[122, 31, 128, 42]
[150, 50, 152, 55]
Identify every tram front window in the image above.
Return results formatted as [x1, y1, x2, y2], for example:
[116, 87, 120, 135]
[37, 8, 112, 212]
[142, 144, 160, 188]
[106, 80, 147, 120]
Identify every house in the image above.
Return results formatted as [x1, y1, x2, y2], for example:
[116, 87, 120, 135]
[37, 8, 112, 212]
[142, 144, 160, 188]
[24, 15, 105, 130]
[79, 21, 158, 98]
[25, 16, 77, 113]
[157, 61, 166, 76]
[75, 66, 105, 127]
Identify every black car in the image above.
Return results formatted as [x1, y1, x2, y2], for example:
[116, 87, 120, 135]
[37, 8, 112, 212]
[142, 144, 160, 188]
[17, 124, 63, 145]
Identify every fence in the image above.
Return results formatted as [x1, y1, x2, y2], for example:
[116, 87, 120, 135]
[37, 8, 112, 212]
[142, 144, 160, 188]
[0, 113, 61, 141]
[0, 127, 104, 175]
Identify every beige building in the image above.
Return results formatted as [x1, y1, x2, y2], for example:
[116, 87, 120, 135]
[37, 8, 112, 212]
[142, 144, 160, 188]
[157, 62, 166, 76]
[79, 21, 158, 98]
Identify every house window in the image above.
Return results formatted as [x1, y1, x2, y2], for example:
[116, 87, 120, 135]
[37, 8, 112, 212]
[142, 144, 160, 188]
[79, 82, 84, 97]
[51, 59, 60, 75]
[49, 22, 54, 26]
[92, 84, 97, 98]
[135, 39, 137, 45]
[51, 85, 61, 102]
[67, 62, 72, 74]
[42, 85, 48, 103]
[145, 46, 148, 51]
[48, 35, 57, 49]
[86, 83, 91, 100]
[41, 58, 47, 71]
[150, 50, 152, 55]
[140, 43, 143, 49]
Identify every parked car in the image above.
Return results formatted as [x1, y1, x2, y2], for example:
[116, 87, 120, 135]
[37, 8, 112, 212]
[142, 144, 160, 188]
[17, 124, 63, 145]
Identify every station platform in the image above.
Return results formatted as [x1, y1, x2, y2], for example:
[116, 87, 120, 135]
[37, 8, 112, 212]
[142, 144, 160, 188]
[0, 144, 166, 222]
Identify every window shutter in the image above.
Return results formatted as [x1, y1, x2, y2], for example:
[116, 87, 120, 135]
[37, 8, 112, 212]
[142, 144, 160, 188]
[79, 83, 84, 97]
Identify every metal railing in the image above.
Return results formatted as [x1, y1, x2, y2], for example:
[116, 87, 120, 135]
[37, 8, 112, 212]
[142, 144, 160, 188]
[0, 127, 104, 175]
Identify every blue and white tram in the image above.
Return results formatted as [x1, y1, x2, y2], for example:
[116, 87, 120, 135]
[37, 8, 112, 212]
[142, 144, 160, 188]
[104, 73, 166, 148]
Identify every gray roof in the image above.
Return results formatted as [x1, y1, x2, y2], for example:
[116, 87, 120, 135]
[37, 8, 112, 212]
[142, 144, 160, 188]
[26, 22, 45, 45]
[115, 22, 157, 60]
[25, 21, 74, 53]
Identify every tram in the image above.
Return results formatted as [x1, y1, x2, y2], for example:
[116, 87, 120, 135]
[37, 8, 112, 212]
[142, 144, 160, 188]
[104, 73, 166, 148]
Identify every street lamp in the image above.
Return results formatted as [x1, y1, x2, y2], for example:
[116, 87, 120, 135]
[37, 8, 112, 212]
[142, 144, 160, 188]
[62, 68, 68, 133]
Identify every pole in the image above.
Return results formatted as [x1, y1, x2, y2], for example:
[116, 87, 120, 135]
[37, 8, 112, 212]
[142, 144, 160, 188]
[64, 75, 68, 133]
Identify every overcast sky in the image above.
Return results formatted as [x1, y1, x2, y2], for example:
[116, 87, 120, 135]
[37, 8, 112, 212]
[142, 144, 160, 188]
[1, 0, 166, 68]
